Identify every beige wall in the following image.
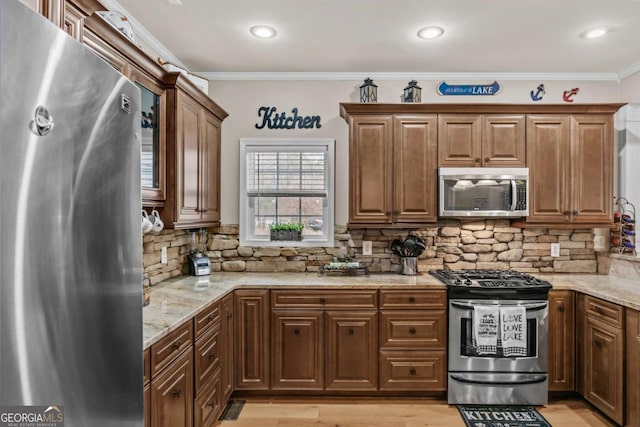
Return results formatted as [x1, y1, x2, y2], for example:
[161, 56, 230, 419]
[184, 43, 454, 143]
[209, 79, 620, 225]
[621, 71, 640, 102]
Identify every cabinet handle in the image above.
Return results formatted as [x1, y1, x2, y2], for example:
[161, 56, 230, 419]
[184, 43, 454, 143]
[475, 157, 481, 163]
[320, 298, 326, 304]
[572, 211, 578, 216]
[208, 314, 215, 322]
[408, 296, 416, 303]
[347, 328, 354, 335]
[208, 401, 216, 408]
[294, 328, 300, 335]
[595, 339, 603, 348]
[593, 306, 602, 314]
[410, 368, 417, 376]
[202, 209, 208, 213]
[227, 313, 233, 319]
[207, 351, 216, 359]
[172, 341, 182, 350]
[558, 306, 566, 313]
[484, 157, 490, 163]
[409, 328, 416, 335]
[172, 388, 182, 398]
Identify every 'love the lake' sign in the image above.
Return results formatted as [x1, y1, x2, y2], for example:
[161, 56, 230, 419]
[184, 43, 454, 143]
[437, 81, 501, 96]
[255, 106, 321, 129]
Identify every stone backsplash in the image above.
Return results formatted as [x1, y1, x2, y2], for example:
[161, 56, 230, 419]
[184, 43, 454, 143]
[143, 220, 598, 286]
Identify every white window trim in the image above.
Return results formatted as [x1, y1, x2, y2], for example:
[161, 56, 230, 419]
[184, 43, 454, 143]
[239, 138, 335, 247]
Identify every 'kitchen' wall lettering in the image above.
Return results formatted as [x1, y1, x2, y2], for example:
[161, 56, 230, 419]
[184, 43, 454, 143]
[255, 106, 321, 129]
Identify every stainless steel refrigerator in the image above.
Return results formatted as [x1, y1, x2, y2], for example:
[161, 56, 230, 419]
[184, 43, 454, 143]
[1, 1, 143, 426]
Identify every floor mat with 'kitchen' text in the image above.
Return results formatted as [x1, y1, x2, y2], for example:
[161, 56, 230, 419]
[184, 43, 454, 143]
[457, 405, 552, 427]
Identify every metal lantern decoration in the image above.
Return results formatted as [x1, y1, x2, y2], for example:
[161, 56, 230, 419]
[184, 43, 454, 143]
[360, 78, 378, 103]
[403, 80, 421, 103]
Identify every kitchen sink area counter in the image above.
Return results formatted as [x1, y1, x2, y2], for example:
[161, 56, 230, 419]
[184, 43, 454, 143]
[143, 271, 640, 349]
[143, 272, 446, 348]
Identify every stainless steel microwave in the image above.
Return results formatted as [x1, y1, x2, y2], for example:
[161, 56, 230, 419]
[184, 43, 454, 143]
[439, 167, 529, 217]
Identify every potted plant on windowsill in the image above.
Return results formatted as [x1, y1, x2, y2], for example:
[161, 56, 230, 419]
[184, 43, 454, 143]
[270, 222, 304, 241]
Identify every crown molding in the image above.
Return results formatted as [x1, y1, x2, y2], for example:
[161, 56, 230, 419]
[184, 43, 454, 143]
[97, 0, 187, 70]
[619, 60, 640, 79]
[197, 71, 620, 81]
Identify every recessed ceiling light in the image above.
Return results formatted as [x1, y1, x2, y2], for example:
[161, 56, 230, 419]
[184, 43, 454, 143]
[417, 26, 445, 40]
[250, 25, 277, 39]
[584, 28, 607, 39]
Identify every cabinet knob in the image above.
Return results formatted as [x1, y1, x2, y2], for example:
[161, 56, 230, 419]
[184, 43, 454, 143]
[208, 401, 216, 408]
[320, 297, 326, 304]
[202, 209, 208, 213]
[385, 211, 391, 216]
[484, 157, 490, 163]
[410, 368, 417, 376]
[572, 211, 579, 216]
[409, 328, 416, 335]
[564, 211, 570, 216]
[207, 351, 216, 359]
[227, 312, 233, 319]
[475, 157, 481, 163]
[558, 306, 566, 313]
[595, 339, 603, 348]
[208, 314, 215, 322]
[408, 297, 416, 303]
[172, 388, 182, 398]
[347, 328, 354, 335]
[172, 341, 182, 350]
[593, 306, 602, 314]
[294, 328, 300, 335]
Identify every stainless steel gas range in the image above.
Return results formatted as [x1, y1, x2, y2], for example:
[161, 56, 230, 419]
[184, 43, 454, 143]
[430, 269, 552, 405]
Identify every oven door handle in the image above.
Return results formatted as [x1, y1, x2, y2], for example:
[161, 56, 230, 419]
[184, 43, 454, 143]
[450, 373, 547, 386]
[450, 301, 548, 311]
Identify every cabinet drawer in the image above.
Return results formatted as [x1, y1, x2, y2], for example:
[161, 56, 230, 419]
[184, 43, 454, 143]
[195, 321, 221, 394]
[271, 290, 378, 309]
[379, 290, 446, 309]
[194, 366, 222, 427]
[585, 295, 624, 329]
[150, 321, 193, 378]
[143, 348, 150, 385]
[380, 310, 446, 349]
[379, 350, 447, 391]
[194, 300, 221, 339]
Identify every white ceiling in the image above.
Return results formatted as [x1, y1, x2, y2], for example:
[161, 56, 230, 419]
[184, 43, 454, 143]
[108, 0, 640, 79]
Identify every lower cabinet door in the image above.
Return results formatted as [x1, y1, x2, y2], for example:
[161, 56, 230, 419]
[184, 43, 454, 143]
[151, 348, 194, 427]
[194, 366, 222, 427]
[271, 310, 324, 390]
[144, 383, 151, 427]
[325, 310, 378, 391]
[548, 290, 575, 391]
[379, 350, 446, 391]
[584, 316, 624, 425]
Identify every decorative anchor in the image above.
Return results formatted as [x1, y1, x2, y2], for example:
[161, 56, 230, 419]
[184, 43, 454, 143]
[563, 87, 579, 103]
[530, 84, 545, 101]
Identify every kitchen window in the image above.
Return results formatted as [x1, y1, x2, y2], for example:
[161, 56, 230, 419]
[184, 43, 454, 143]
[239, 138, 335, 247]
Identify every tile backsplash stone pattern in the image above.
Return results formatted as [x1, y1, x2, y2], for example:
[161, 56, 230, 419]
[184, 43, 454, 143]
[200, 220, 597, 276]
[143, 229, 192, 285]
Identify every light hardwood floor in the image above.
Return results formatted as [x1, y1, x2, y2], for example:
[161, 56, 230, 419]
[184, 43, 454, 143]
[219, 398, 615, 426]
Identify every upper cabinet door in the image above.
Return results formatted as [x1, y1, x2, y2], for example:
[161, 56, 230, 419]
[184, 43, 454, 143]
[349, 115, 393, 224]
[437, 115, 482, 167]
[175, 92, 202, 224]
[393, 115, 437, 223]
[135, 72, 167, 207]
[526, 115, 570, 223]
[201, 110, 221, 224]
[482, 114, 526, 167]
[20, 0, 64, 27]
[570, 115, 613, 224]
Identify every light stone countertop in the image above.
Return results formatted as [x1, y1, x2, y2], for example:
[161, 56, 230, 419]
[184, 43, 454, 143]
[143, 271, 640, 349]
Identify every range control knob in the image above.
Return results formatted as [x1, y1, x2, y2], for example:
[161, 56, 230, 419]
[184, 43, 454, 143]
[464, 279, 472, 286]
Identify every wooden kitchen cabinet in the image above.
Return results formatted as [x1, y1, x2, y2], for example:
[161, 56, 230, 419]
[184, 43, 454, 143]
[548, 290, 575, 391]
[271, 310, 324, 390]
[378, 290, 447, 391]
[347, 114, 437, 226]
[438, 114, 525, 167]
[194, 367, 222, 427]
[579, 295, 625, 425]
[234, 290, 270, 390]
[164, 75, 226, 228]
[325, 310, 378, 391]
[20, 0, 64, 27]
[220, 293, 234, 402]
[626, 309, 640, 427]
[527, 115, 613, 226]
[150, 348, 194, 427]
